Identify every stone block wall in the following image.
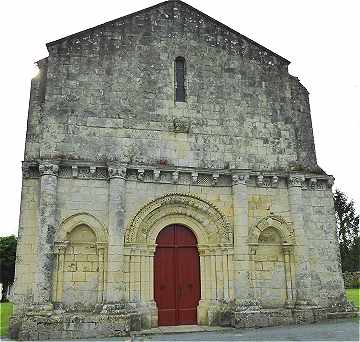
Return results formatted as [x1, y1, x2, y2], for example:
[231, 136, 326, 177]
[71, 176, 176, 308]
[303, 185, 346, 307]
[12, 178, 40, 312]
[25, 1, 318, 174]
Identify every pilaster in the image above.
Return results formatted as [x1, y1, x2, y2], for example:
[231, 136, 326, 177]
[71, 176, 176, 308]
[107, 165, 127, 302]
[34, 162, 59, 305]
[231, 173, 255, 303]
[287, 174, 313, 307]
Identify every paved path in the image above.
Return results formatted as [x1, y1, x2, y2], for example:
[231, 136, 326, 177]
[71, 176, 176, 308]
[3, 318, 359, 341]
[92, 318, 359, 341]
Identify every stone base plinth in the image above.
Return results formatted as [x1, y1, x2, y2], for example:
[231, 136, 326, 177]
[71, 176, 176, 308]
[210, 302, 358, 330]
[10, 311, 137, 341]
[9, 303, 358, 340]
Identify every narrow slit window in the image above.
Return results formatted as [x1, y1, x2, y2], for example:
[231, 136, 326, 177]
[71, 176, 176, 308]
[175, 57, 186, 102]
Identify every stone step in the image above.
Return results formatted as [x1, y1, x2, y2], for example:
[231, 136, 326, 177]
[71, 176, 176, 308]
[130, 325, 234, 336]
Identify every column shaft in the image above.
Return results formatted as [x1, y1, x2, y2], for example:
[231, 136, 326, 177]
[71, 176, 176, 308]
[106, 166, 127, 302]
[34, 162, 58, 304]
[232, 174, 253, 301]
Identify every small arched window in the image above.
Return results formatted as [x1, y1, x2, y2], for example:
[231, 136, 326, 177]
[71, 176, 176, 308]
[175, 57, 186, 102]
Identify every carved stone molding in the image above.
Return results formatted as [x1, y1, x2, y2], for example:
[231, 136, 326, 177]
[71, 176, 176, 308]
[191, 172, 198, 184]
[309, 178, 317, 190]
[108, 166, 126, 179]
[172, 171, 179, 184]
[255, 174, 280, 188]
[256, 175, 264, 186]
[232, 174, 249, 186]
[125, 193, 232, 244]
[72, 165, 79, 178]
[212, 173, 219, 186]
[153, 170, 160, 181]
[327, 176, 335, 189]
[249, 215, 295, 245]
[39, 163, 59, 177]
[63, 93, 79, 103]
[173, 118, 190, 133]
[137, 169, 145, 181]
[272, 176, 279, 187]
[288, 174, 305, 188]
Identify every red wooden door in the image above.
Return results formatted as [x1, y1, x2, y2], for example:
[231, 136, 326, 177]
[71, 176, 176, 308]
[154, 225, 200, 326]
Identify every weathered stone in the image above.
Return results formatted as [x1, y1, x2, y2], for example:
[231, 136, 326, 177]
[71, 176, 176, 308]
[11, 0, 354, 340]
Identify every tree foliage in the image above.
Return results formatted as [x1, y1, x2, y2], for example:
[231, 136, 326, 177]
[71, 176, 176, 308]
[334, 190, 359, 272]
[0, 235, 17, 301]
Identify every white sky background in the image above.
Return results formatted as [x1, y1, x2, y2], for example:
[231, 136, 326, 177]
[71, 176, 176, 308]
[0, 0, 359, 236]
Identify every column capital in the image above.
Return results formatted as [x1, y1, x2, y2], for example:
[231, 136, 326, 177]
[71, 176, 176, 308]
[327, 175, 335, 189]
[282, 245, 294, 254]
[39, 162, 59, 177]
[232, 174, 249, 186]
[108, 165, 126, 179]
[288, 174, 305, 188]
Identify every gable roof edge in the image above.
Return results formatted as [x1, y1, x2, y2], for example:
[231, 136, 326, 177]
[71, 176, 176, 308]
[46, 0, 290, 65]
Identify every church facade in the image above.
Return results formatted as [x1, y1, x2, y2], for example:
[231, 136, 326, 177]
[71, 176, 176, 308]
[11, 1, 351, 340]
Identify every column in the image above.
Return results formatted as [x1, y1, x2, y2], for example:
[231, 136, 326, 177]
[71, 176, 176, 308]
[106, 165, 127, 302]
[232, 173, 256, 305]
[97, 244, 106, 303]
[282, 246, 294, 307]
[53, 243, 67, 303]
[34, 162, 59, 305]
[288, 174, 313, 307]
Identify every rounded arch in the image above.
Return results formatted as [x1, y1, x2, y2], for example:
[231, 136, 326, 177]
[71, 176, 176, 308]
[56, 213, 108, 243]
[125, 193, 232, 245]
[249, 215, 295, 245]
[148, 214, 208, 245]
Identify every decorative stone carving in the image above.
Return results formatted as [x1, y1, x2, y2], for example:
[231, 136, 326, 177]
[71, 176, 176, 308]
[72, 165, 79, 178]
[137, 169, 145, 181]
[232, 174, 249, 186]
[288, 174, 305, 188]
[125, 193, 232, 244]
[90, 166, 96, 174]
[39, 163, 59, 177]
[64, 93, 79, 102]
[249, 215, 295, 245]
[173, 118, 190, 133]
[327, 176, 335, 189]
[256, 175, 264, 186]
[172, 171, 179, 183]
[153, 170, 160, 181]
[212, 173, 219, 186]
[22, 164, 31, 178]
[108, 166, 126, 179]
[309, 178, 317, 190]
[272, 176, 279, 187]
[191, 172, 198, 184]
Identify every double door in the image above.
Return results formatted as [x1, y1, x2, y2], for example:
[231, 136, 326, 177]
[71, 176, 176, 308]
[154, 224, 200, 326]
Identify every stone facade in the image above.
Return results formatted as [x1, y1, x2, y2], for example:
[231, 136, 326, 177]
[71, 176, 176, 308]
[11, 1, 353, 340]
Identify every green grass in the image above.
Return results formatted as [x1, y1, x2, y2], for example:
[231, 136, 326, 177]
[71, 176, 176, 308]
[0, 302, 13, 337]
[346, 288, 360, 309]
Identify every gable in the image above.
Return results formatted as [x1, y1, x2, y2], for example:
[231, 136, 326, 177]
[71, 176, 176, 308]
[46, 0, 290, 66]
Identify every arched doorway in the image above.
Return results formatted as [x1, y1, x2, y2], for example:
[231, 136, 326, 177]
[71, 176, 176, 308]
[154, 224, 200, 326]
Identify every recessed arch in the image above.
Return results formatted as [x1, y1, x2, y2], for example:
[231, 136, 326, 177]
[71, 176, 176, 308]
[249, 215, 295, 245]
[56, 213, 108, 243]
[124, 193, 232, 246]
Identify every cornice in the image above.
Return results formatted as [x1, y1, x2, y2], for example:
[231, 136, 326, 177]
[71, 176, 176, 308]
[21, 160, 334, 190]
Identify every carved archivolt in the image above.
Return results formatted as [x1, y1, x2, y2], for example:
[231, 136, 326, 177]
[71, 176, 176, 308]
[249, 215, 295, 245]
[125, 193, 232, 245]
